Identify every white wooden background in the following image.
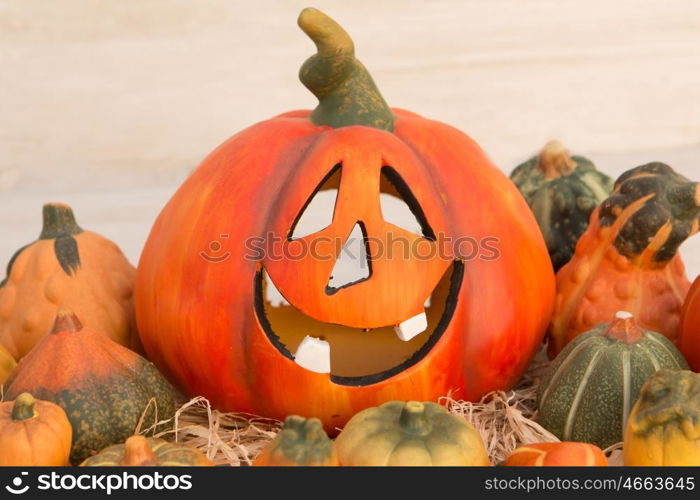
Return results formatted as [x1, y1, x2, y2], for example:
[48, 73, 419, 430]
[1, 0, 699, 276]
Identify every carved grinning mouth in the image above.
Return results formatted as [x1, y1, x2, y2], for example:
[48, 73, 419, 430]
[253, 260, 464, 387]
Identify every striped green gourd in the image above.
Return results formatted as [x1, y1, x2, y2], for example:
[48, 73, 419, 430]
[510, 140, 613, 271]
[537, 311, 688, 449]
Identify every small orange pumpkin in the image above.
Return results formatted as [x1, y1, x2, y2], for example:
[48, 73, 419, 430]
[0, 392, 72, 466]
[254, 415, 338, 466]
[0, 203, 140, 359]
[549, 163, 699, 356]
[503, 442, 607, 466]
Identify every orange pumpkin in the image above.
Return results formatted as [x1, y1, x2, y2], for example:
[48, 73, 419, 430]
[0, 203, 140, 359]
[679, 276, 700, 371]
[549, 163, 699, 356]
[503, 442, 607, 466]
[0, 392, 72, 466]
[135, 8, 554, 428]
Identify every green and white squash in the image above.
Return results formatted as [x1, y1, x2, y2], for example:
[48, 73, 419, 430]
[510, 140, 613, 270]
[334, 401, 490, 466]
[537, 311, 688, 449]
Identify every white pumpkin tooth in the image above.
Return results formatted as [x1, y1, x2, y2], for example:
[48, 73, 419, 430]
[294, 336, 331, 374]
[615, 311, 634, 320]
[395, 312, 428, 342]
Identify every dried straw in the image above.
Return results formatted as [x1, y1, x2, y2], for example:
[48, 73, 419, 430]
[441, 346, 558, 464]
[153, 396, 280, 466]
[153, 346, 624, 466]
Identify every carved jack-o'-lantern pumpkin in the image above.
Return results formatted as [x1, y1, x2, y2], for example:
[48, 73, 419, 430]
[135, 9, 555, 428]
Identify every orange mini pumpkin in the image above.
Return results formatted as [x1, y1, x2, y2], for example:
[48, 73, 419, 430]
[0, 203, 140, 359]
[0, 392, 72, 466]
[503, 442, 607, 466]
[549, 163, 699, 356]
[135, 8, 554, 427]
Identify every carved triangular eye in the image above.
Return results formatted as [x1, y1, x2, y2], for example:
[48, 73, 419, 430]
[326, 222, 372, 294]
[380, 166, 435, 240]
[289, 164, 341, 240]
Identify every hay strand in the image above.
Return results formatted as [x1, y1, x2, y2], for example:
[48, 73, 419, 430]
[155, 396, 280, 466]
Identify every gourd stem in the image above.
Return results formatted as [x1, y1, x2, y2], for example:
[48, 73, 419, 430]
[278, 416, 332, 463]
[40, 203, 83, 240]
[50, 309, 84, 334]
[399, 402, 431, 435]
[11, 393, 37, 421]
[537, 140, 577, 179]
[603, 311, 644, 344]
[630, 370, 700, 437]
[120, 436, 160, 466]
[297, 8, 394, 131]
[303, 420, 328, 444]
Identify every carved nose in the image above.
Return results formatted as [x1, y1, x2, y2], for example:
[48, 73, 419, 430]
[326, 222, 371, 294]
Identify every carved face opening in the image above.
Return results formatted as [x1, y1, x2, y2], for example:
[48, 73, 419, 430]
[254, 161, 462, 386]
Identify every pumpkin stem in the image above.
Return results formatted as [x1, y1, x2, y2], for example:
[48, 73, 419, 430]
[11, 393, 37, 421]
[399, 401, 431, 436]
[297, 8, 394, 132]
[50, 309, 84, 334]
[120, 436, 160, 466]
[603, 311, 644, 344]
[301, 418, 328, 444]
[40, 203, 83, 240]
[278, 416, 333, 464]
[537, 140, 577, 180]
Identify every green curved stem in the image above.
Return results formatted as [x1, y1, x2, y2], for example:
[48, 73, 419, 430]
[297, 8, 394, 131]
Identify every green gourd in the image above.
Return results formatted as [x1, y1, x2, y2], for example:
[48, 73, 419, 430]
[537, 311, 688, 448]
[254, 416, 338, 466]
[4, 310, 175, 464]
[334, 401, 490, 466]
[623, 369, 700, 466]
[510, 140, 613, 270]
